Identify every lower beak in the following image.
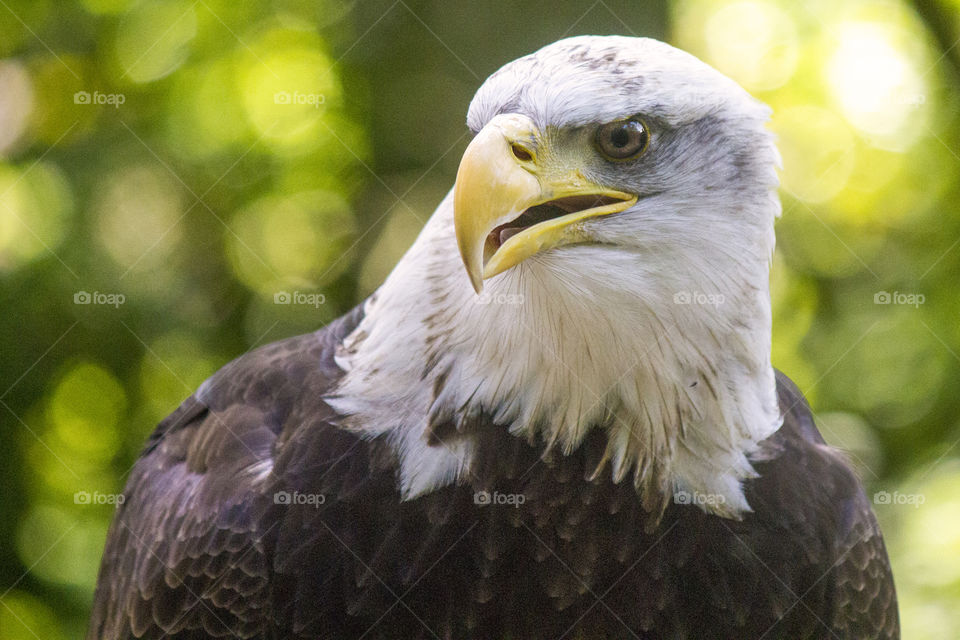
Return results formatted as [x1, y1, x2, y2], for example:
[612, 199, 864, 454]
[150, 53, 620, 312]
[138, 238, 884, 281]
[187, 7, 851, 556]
[453, 113, 637, 292]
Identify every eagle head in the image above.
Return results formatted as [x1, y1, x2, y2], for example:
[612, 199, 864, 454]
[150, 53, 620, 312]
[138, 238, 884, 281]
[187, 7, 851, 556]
[455, 35, 779, 293]
[332, 36, 783, 520]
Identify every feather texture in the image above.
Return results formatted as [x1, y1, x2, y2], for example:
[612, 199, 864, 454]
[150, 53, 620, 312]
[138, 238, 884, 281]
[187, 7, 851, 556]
[88, 35, 898, 639]
[88, 309, 898, 639]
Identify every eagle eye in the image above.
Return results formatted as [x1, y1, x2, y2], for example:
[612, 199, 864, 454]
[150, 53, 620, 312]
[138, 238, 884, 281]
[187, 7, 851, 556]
[596, 117, 649, 160]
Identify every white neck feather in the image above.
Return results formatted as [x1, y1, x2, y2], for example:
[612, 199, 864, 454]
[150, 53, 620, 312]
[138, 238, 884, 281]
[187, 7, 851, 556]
[329, 189, 781, 519]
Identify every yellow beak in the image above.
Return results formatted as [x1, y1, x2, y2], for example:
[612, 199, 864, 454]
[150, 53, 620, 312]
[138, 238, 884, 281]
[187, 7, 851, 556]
[453, 113, 637, 292]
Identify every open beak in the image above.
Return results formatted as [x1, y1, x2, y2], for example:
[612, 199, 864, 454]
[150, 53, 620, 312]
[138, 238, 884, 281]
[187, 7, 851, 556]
[453, 113, 637, 293]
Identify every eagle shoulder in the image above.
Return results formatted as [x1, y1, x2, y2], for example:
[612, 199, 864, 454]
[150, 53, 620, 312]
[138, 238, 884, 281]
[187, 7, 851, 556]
[748, 370, 900, 639]
[86, 304, 365, 640]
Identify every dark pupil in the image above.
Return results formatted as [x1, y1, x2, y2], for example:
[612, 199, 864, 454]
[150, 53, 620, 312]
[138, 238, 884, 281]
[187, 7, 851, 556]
[611, 125, 632, 147]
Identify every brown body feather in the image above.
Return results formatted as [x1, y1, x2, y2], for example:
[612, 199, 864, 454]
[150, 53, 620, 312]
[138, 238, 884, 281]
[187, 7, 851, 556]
[88, 304, 898, 639]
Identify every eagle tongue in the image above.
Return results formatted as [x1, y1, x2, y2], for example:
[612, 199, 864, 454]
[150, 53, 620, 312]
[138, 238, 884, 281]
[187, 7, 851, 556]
[499, 227, 523, 244]
[494, 203, 568, 247]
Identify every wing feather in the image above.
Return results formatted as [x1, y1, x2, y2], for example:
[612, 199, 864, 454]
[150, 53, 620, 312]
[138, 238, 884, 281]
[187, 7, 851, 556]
[87, 307, 365, 639]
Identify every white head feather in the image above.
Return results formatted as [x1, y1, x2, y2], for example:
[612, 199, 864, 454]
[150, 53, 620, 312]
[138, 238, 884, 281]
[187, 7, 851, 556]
[329, 36, 782, 519]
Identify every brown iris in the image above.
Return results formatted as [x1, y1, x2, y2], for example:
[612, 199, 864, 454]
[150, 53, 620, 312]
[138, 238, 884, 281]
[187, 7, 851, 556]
[596, 117, 649, 160]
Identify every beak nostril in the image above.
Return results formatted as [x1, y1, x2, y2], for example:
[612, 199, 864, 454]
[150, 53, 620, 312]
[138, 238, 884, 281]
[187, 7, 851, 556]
[510, 143, 533, 162]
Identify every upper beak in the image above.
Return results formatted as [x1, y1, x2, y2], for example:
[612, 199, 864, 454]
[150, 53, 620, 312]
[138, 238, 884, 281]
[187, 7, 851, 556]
[453, 113, 637, 293]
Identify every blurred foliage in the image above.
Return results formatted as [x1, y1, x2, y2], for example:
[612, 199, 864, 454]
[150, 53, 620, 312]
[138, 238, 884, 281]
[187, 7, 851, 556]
[0, 0, 958, 637]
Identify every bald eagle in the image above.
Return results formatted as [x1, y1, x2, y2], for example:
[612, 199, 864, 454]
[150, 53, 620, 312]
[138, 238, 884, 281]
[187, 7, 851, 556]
[88, 36, 898, 639]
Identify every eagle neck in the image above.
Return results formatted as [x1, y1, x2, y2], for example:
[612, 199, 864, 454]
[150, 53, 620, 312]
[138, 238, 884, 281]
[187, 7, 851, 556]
[330, 190, 782, 519]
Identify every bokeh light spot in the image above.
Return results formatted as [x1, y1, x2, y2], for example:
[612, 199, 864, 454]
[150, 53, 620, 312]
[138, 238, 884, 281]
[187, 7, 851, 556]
[773, 105, 856, 203]
[96, 165, 184, 268]
[226, 189, 356, 293]
[16, 504, 107, 590]
[0, 60, 34, 156]
[886, 463, 960, 638]
[0, 161, 73, 271]
[827, 21, 928, 146]
[705, 1, 799, 91]
[47, 362, 126, 464]
[115, 0, 197, 83]
[239, 30, 341, 154]
[0, 591, 66, 640]
[165, 57, 249, 159]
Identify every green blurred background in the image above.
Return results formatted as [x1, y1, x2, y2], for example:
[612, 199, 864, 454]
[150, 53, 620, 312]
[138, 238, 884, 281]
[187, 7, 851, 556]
[1, 0, 959, 637]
